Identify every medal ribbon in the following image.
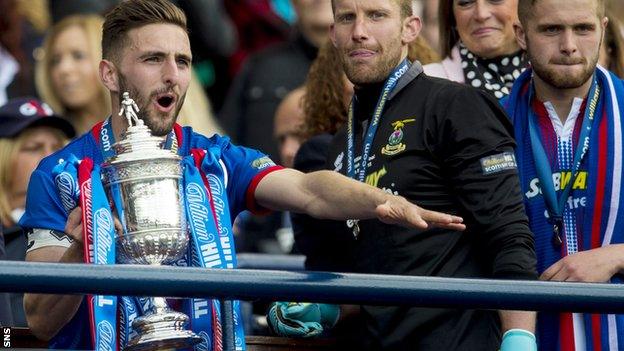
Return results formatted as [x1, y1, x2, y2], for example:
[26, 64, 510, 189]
[527, 76, 601, 247]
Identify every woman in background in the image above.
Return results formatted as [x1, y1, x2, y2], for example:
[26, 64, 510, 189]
[600, 15, 624, 78]
[36, 15, 110, 134]
[424, 0, 525, 98]
[0, 97, 75, 327]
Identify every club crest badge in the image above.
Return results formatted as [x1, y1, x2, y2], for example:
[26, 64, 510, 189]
[381, 118, 414, 156]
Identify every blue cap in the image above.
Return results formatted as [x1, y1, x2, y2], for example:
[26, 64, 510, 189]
[0, 97, 76, 138]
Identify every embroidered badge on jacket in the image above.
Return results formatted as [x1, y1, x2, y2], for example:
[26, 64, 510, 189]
[381, 119, 415, 156]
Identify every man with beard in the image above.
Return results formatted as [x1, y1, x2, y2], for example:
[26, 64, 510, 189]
[17, 0, 466, 349]
[308, 0, 538, 349]
[503, 0, 624, 349]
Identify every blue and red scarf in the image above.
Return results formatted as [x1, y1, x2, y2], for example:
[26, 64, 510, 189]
[503, 67, 624, 351]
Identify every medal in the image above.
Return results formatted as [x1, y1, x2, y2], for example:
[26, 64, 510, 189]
[552, 220, 563, 247]
[346, 219, 360, 239]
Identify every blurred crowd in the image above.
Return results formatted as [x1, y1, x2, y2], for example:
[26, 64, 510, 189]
[1, 0, 624, 334]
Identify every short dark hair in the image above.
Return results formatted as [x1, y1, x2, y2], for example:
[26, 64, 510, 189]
[331, 0, 413, 19]
[518, 0, 605, 26]
[102, 0, 187, 63]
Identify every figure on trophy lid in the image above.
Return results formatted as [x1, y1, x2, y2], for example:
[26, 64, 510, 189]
[119, 91, 142, 127]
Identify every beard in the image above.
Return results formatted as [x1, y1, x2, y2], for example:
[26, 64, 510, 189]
[117, 74, 186, 136]
[528, 42, 600, 90]
[340, 38, 404, 85]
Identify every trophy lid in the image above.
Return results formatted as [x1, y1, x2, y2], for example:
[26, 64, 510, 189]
[106, 122, 180, 165]
[104, 92, 180, 165]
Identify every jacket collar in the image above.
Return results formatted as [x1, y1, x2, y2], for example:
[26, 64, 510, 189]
[388, 60, 423, 100]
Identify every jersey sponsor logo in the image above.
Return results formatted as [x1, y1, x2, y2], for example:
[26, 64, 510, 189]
[525, 171, 589, 199]
[334, 152, 344, 172]
[381, 119, 414, 156]
[251, 156, 275, 170]
[480, 152, 517, 175]
[365, 166, 387, 187]
[541, 195, 588, 221]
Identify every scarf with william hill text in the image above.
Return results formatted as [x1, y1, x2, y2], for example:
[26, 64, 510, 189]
[502, 67, 624, 351]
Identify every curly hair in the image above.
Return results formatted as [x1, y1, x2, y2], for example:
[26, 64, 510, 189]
[301, 41, 348, 139]
[408, 36, 441, 65]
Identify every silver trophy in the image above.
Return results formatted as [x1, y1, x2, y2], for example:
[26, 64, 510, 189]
[101, 92, 202, 350]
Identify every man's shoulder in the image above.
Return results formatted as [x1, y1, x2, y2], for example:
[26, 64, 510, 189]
[411, 73, 479, 99]
[182, 125, 230, 150]
[395, 74, 490, 113]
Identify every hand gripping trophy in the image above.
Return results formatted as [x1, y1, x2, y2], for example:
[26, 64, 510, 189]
[103, 92, 202, 350]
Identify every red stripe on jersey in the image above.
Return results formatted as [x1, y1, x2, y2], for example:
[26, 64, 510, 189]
[245, 165, 284, 215]
[173, 123, 183, 146]
[592, 313, 603, 351]
[91, 121, 105, 143]
[591, 116, 608, 250]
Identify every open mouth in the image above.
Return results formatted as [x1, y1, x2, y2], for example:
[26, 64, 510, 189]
[157, 95, 174, 107]
[155, 93, 176, 112]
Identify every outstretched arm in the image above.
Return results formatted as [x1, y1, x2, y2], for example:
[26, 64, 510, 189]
[254, 168, 465, 230]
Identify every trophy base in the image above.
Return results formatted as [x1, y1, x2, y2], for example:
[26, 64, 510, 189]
[124, 331, 203, 351]
[124, 310, 203, 351]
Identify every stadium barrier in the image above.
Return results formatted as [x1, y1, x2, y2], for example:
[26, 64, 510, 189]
[1, 259, 623, 350]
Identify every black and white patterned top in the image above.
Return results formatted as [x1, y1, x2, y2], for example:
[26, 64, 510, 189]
[458, 42, 527, 99]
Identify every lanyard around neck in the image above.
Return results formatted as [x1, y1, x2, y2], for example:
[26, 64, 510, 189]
[527, 76, 601, 225]
[346, 59, 410, 181]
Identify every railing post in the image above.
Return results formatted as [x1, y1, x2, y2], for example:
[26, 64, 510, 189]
[221, 299, 235, 351]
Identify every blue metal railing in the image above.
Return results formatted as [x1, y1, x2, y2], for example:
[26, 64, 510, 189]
[1, 261, 623, 313]
[236, 253, 305, 271]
